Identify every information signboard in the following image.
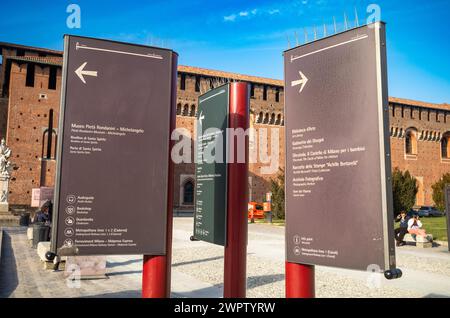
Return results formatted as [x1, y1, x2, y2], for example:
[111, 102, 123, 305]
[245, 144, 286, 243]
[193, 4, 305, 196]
[51, 35, 177, 255]
[284, 23, 396, 271]
[193, 84, 229, 246]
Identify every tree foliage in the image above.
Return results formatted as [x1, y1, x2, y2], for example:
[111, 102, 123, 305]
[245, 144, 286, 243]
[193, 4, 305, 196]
[270, 168, 285, 220]
[431, 173, 450, 212]
[392, 168, 418, 216]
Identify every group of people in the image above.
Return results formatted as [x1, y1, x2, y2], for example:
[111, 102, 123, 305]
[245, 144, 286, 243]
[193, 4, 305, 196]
[394, 211, 428, 246]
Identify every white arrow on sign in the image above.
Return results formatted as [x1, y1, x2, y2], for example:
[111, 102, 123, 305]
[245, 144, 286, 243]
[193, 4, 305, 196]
[198, 111, 205, 126]
[75, 62, 98, 84]
[291, 70, 308, 93]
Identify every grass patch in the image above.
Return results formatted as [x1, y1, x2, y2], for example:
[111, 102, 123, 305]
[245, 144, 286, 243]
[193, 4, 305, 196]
[420, 216, 448, 241]
[252, 216, 449, 241]
[251, 219, 285, 226]
[395, 216, 448, 241]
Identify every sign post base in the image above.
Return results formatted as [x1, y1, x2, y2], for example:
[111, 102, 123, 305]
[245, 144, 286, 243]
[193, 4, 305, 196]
[142, 255, 170, 298]
[285, 262, 315, 298]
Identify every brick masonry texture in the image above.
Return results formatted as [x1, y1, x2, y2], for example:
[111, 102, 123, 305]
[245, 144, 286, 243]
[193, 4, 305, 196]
[0, 43, 449, 209]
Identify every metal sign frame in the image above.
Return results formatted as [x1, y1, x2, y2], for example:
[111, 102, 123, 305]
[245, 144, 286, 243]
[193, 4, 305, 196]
[51, 35, 178, 256]
[283, 22, 396, 272]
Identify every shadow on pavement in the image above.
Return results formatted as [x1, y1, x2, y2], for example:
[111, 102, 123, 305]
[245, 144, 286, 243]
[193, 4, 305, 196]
[82, 290, 141, 298]
[247, 274, 285, 290]
[107, 270, 142, 277]
[173, 255, 224, 268]
[0, 232, 19, 297]
[171, 273, 285, 298]
[423, 293, 450, 298]
[172, 284, 223, 298]
[107, 258, 142, 268]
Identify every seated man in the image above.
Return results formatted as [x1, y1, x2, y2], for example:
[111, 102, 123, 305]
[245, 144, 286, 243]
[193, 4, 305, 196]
[394, 211, 409, 246]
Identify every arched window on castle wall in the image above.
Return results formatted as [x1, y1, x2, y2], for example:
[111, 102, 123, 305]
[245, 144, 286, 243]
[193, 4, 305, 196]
[183, 104, 189, 116]
[275, 114, 281, 125]
[41, 109, 57, 160]
[42, 129, 57, 159]
[263, 113, 269, 124]
[190, 105, 196, 117]
[405, 128, 418, 156]
[183, 179, 194, 205]
[257, 112, 263, 123]
[269, 113, 275, 125]
[176, 103, 182, 115]
[442, 132, 450, 159]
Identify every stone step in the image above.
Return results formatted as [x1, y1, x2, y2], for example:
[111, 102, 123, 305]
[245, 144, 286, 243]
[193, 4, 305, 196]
[0, 214, 20, 226]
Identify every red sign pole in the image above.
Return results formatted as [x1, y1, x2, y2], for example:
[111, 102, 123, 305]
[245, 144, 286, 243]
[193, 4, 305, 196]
[285, 262, 315, 298]
[142, 55, 177, 298]
[224, 82, 249, 298]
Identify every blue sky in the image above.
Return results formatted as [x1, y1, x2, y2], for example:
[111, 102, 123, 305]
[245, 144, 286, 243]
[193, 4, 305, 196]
[1, 0, 449, 104]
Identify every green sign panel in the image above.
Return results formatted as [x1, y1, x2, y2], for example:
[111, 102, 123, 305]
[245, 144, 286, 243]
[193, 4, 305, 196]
[194, 84, 229, 246]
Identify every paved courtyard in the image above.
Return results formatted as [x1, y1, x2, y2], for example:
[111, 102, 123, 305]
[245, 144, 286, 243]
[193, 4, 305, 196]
[1, 217, 450, 298]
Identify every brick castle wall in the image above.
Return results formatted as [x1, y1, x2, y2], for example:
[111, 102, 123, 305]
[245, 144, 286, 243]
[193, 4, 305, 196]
[389, 104, 450, 206]
[1, 54, 449, 208]
[6, 61, 61, 205]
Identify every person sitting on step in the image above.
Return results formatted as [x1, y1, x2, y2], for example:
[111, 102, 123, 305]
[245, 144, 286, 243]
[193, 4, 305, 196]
[407, 214, 428, 239]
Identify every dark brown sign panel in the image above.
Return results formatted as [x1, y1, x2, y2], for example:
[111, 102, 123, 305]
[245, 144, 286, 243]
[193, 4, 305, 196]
[284, 23, 396, 271]
[51, 35, 177, 255]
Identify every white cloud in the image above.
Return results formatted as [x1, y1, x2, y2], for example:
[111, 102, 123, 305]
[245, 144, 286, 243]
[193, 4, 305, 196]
[224, 14, 236, 22]
[223, 7, 282, 22]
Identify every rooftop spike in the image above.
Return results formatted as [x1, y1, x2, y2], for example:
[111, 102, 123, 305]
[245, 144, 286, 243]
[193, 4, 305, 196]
[294, 31, 299, 46]
[286, 34, 291, 49]
[344, 12, 348, 30]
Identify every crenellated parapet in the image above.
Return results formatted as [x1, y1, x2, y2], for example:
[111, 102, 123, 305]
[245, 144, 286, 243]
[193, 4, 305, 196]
[390, 127, 446, 142]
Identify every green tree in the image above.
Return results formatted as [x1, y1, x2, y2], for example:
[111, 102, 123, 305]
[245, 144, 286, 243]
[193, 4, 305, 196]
[270, 168, 285, 220]
[431, 173, 450, 212]
[392, 168, 418, 216]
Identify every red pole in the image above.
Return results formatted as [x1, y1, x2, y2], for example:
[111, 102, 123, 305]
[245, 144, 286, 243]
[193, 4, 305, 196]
[142, 53, 177, 298]
[142, 198, 173, 298]
[224, 82, 249, 298]
[285, 262, 315, 298]
[142, 255, 170, 297]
